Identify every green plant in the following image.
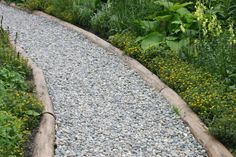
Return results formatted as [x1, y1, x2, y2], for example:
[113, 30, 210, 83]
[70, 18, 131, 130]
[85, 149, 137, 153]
[72, 0, 101, 27]
[171, 106, 180, 116]
[0, 28, 31, 79]
[91, 0, 160, 38]
[0, 67, 29, 91]
[0, 111, 25, 157]
[0, 28, 43, 156]
[136, 0, 198, 53]
[191, 1, 236, 87]
[44, 0, 77, 23]
[90, 4, 110, 37]
[23, 0, 47, 10]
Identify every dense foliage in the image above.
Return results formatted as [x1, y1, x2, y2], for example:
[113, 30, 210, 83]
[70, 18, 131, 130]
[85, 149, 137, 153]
[0, 27, 42, 156]
[5, 0, 236, 154]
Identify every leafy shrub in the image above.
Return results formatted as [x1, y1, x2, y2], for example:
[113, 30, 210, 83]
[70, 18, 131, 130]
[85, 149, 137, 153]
[0, 89, 42, 128]
[23, 0, 47, 10]
[191, 1, 236, 87]
[0, 28, 31, 79]
[0, 67, 29, 91]
[0, 28, 43, 156]
[44, 0, 77, 23]
[0, 111, 25, 157]
[136, 0, 198, 53]
[72, 0, 101, 27]
[108, 32, 141, 57]
[90, 4, 111, 37]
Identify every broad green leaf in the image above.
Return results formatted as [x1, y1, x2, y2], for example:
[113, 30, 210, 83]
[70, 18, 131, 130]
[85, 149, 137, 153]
[184, 14, 197, 23]
[229, 85, 236, 90]
[166, 40, 180, 52]
[140, 32, 165, 51]
[173, 28, 181, 34]
[155, 0, 173, 8]
[137, 20, 159, 32]
[179, 37, 190, 47]
[166, 37, 190, 52]
[166, 36, 178, 41]
[171, 20, 182, 24]
[169, 2, 193, 11]
[180, 24, 186, 33]
[154, 15, 172, 21]
[136, 36, 146, 42]
[25, 110, 40, 116]
[176, 8, 190, 16]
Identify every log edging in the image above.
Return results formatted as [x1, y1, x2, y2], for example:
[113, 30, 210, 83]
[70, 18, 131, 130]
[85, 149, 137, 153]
[10, 40, 55, 157]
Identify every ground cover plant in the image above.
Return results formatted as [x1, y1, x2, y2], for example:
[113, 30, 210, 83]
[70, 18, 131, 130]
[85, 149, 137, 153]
[0, 26, 42, 156]
[6, 0, 236, 154]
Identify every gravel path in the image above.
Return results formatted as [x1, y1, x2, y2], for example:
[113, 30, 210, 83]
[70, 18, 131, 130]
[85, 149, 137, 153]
[0, 4, 207, 157]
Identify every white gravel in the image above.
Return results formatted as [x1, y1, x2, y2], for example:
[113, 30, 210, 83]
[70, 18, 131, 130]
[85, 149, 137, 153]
[0, 4, 207, 157]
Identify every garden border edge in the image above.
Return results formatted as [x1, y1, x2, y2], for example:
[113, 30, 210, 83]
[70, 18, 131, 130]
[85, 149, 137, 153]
[9, 40, 55, 157]
[31, 11, 233, 157]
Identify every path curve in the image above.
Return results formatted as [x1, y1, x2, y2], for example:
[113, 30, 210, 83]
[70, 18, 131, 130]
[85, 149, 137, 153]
[0, 4, 207, 157]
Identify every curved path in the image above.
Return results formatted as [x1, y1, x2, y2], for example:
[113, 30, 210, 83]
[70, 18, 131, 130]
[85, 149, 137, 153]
[0, 4, 207, 157]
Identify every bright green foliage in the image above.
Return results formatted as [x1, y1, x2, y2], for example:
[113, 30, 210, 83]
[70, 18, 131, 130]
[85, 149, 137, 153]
[0, 111, 24, 157]
[136, 0, 198, 52]
[0, 28, 43, 156]
[0, 67, 29, 91]
[0, 28, 31, 79]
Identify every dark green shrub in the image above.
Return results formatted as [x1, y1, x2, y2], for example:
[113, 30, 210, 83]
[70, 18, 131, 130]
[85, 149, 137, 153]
[23, 0, 48, 10]
[73, 0, 102, 27]
[90, 4, 111, 37]
[44, 0, 77, 23]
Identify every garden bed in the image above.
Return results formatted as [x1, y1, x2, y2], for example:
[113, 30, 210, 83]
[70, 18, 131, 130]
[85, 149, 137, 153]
[0, 26, 42, 156]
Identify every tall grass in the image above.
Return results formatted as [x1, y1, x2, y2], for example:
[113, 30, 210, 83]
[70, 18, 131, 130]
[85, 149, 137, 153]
[90, 0, 160, 37]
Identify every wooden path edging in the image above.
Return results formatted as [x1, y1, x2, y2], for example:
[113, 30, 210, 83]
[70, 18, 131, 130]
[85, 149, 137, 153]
[32, 11, 233, 157]
[9, 40, 55, 157]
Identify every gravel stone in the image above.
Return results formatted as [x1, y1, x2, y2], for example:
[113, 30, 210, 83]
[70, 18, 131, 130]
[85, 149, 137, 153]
[0, 4, 208, 157]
